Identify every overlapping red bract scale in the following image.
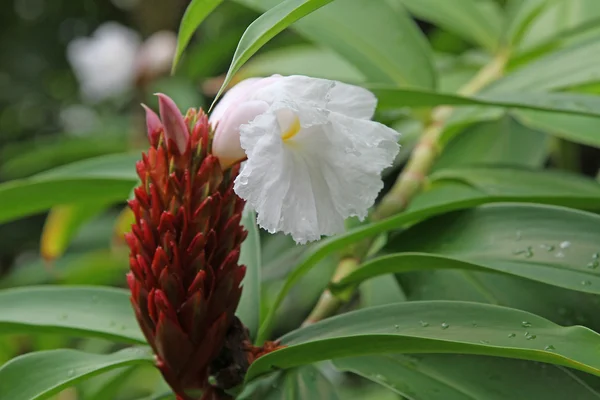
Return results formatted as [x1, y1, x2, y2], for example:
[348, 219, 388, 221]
[126, 106, 247, 399]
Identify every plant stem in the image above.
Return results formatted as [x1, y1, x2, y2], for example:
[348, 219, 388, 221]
[303, 48, 510, 325]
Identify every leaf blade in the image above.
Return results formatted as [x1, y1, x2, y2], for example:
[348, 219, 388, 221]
[172, 0, 224, 72]
[0, 286, 145, 344]
[249, 301, 600, 381]
[0, 348, 153, 400]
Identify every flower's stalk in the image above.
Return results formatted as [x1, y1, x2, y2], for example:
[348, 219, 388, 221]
[304, 48, 510, 325]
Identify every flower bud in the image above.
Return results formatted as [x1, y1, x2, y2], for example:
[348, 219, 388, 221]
[157, 93, 189, 154]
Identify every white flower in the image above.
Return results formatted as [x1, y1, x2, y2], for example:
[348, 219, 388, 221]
[210, 75, 400, 244]
[67, 22, 141, 102]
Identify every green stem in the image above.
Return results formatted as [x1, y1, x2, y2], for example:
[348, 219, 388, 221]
[302, 48, 510, 326]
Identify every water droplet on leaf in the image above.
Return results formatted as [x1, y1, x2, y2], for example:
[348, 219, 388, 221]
[508, 333, 516, 338]
[441, 322, 449, 330]
[587, 261, 599, 269]
[581, 280, 592, 286]
[539, 244, 555, 252]
[521, 321, 532, 328]
[420, 321, 429, 327]
[545, 345, 556, 351]
[560, 241, 571, 249]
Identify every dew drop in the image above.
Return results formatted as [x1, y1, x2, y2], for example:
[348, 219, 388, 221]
[479, 340, 490, 344]
[375, 374, 387, 382]
[420, 321, 429, 327]
[472, 322, 478, 327]
[581, 280, 592, 286]
[593, 253, 599, 260]
[521, 321, 532, 328]
[441, 322, 449, 330]
[587, 261, 599, 269]
[67, 369, 75, 378]
[539, 244, 555, 252]
[513, 247, 533, 258]
[238, 176, 248, 185]
[560, 241, 571, 249]
[394, 324, 400, 330]
[555, 251, 565, 259]
[545, 345, 556, 351]
[525, 333, 537, 340]
[508, 333, 516, 338]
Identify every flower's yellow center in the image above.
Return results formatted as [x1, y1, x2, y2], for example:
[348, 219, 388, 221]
[281, 117, 301, 141]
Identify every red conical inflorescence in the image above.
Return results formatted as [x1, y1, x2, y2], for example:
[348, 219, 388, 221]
[126, 95, 248, 400]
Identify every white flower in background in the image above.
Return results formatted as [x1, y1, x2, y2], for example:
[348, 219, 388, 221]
[210, 75, 400, 244]
[134, 30, 177, 84]
[67, 22, 141, 102]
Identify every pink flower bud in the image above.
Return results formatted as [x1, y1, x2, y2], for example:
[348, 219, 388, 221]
[141, 104, 163, 146]
[156, 93, 189, 154]
[210, 75, 281, 169]
[212, 100, 269, 169]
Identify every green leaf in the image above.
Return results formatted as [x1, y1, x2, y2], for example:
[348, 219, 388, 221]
[255, 170, 600, 344]
[172, 0, 224, 72]
[237, 207, 262, 340]
[236, 0, 436, 88]
[40, 202, 110, 261]
[359, 275, 406, 308]
[334, 354, 600, 400]
[428, 167, 600, 200]
[372, 86, 600, 119]
[504, 0, 556, 47]
[248, 301, 600, 381]
[397, 0, 503, 51]
[434, 115, 548, 170]
[513, 0, 600, 54]
[0, 347, 153, 400]
[0, 286, 145, 344]
[213, 0, 334, 104]
[0, 153, 138, 224]
[377, 204, 600, 294]
[82, 367, 139, 400]
[239, 45, 365, 84]
[490, 36, 600, 91]
[240, 365, 339, 399]
[0, 135, 127, 180]
[515, 110, 600, 148]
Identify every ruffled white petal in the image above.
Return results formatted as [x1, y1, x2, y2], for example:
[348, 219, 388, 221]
[328, 82, 377, 120]
[212, 74, 400, 244]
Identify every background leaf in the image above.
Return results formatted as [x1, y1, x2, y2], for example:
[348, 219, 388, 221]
[236, 0, 436, 88]
[237, 207, 262, 339]
[397, 0, 503, 51]
[0, 347, 153, 400]
[0, 286, 144, 343]
[172, 0, 224, 71]
[249, 301, 600, 381]
[335, 353, 600, 400]
[213, 0, 334, 103]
